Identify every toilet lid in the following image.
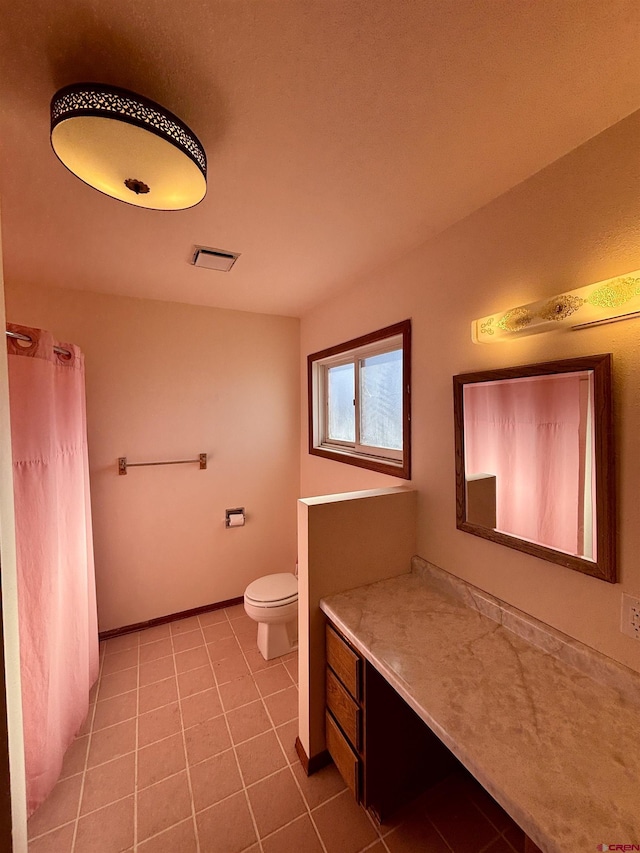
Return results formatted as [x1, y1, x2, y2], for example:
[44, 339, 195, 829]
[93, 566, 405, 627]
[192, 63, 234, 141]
[245, 572, 297, 605]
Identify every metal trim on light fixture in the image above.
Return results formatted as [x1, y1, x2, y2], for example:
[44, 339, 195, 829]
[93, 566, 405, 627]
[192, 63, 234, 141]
[50, 83, 207, 210]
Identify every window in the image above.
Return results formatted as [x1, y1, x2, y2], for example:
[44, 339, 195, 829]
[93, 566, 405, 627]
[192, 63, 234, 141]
[308, 320, 411, 478]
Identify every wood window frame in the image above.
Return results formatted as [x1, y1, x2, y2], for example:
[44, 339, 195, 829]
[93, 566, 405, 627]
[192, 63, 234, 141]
[307, 320, 411, 479]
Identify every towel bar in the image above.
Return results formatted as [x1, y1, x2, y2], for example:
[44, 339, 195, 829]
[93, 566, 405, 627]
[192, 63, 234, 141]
[118, 454, 207, 475]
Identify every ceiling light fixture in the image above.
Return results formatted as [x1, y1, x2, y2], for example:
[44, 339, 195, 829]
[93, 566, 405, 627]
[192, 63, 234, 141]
[50, 83, 207, 210]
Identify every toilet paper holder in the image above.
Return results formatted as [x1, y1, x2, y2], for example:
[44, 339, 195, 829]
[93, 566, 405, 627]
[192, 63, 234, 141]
[225, 507, 245, 528]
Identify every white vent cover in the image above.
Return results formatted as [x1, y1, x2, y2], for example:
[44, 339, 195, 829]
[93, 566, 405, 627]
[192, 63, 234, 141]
[191, 246, 240, 272]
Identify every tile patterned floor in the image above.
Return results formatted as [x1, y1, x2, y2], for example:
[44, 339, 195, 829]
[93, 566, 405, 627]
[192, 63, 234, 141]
[27, 605, 527, 853]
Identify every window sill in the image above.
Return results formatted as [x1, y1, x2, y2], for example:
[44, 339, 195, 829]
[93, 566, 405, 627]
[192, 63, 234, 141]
[310, 444, 410, 479]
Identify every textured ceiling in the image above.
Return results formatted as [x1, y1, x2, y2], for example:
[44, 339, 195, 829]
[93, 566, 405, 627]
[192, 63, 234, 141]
[1, 1, 639, 317]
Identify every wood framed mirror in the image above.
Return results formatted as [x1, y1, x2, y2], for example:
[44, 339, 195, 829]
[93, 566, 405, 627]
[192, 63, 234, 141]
[453, 354, 616, 582]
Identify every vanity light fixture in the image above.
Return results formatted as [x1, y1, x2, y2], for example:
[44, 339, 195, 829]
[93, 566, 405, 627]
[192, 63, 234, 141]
[472, 268, 640, 343]
[50, 83, 207, 210]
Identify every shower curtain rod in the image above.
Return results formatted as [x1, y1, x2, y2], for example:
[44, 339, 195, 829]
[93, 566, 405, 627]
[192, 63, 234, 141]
[6, 329, 71, 358]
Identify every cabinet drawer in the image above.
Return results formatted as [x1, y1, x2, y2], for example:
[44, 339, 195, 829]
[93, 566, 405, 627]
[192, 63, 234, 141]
[326, 711, 360, 799]
[326, 668, 361, 750]
[326, 625, 361, 700]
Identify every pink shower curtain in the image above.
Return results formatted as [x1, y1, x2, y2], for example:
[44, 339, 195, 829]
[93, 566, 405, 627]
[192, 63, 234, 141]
[464, 374, 588, 555]
[7, 324, 99, 817]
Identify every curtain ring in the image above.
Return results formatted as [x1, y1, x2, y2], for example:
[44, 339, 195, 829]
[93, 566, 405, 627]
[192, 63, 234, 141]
[55, 348, 73, 363]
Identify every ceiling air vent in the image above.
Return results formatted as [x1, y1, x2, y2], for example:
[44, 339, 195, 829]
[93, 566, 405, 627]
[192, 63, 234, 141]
[191, 246, 240, 272]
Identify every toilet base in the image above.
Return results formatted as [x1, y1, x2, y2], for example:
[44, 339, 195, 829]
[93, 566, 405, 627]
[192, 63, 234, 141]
[257, 620, 297, 661]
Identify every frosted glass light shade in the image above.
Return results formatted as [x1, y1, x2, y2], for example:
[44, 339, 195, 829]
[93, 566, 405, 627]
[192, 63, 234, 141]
[50, 84, 207, 210]
[472, 268, 640, 343]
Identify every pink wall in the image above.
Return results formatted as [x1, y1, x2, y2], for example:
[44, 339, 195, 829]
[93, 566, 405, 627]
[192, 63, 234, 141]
[5, 284, 300, 632]
[300, 109, 640, 674]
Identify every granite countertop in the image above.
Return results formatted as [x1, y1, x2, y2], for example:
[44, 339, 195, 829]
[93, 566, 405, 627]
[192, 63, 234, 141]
[320, 561, 640, 853]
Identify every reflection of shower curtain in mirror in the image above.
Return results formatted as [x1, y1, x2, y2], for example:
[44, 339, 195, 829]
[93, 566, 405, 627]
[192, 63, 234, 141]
[464, 374, 594, 556]
[7, 324, 99, 817]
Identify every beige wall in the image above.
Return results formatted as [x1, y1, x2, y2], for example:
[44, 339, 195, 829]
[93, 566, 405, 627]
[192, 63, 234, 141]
[5, 284, 300, 632]
[297, 487, 416, 759]
[300, 108, 640, 674]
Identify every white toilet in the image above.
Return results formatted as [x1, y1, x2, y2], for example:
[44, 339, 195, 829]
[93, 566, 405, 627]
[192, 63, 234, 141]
[243, 572, 298, 661]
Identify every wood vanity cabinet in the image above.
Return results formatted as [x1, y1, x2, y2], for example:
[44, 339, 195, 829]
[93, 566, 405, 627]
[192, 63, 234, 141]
[325, 621, 457, 824]
[325, 624, 363, 799]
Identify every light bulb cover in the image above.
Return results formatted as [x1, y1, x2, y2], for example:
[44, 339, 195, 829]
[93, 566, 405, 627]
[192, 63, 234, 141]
[472, 268, 640, 343]
[50, 83, 207, 210]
